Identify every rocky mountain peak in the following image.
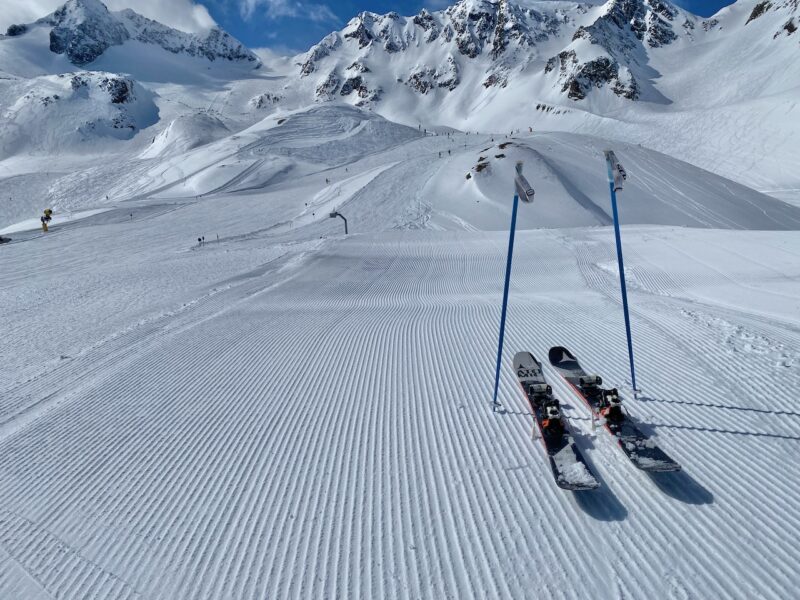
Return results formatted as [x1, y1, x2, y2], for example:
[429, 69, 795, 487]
[299, 0, 569, 104]
[39, 0, 129, 65]
[6, 0, 259, 67]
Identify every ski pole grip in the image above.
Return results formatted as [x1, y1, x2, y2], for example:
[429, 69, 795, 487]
[515, 162, 535, 203]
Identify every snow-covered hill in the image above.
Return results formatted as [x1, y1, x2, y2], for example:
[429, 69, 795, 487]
[0, 71, 158, 157]
[288, 0, 800, 193]
[1, 3, 800, 598]
[1, 0, 798, 201]
[3, 0, 259, 69]
[2, 143, 800, 598]
[295, 0, 799, 108]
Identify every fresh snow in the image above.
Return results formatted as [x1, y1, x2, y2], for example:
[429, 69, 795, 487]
[0, 207, 109, 235]
[1, 1, 800, 598]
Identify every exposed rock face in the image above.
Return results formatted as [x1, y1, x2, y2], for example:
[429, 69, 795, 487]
[347, 61, 370, 73]
[6, 24, 29, 36]
[315, 72, 340, 101]
[45, 0, 129, 65]
[249, 93, 282, 109]
[405, 55, 461, 94]
[543, 0, 683, 101]
[343, 15, 375, 49]
[437, 55, 460, 91]
[13, 0, 259, 67]
[301, 34, 341, 76]
[747, 1, 773, 24]
[406, 68, 437, 94]
[98, 75, 134, 104]
[340, 76, 369, 97]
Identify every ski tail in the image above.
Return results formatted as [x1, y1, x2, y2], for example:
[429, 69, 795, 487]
[548, 346, 580, 373]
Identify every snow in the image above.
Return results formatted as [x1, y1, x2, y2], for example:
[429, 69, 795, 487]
[0, 208, 109, 235]
[2, 216, 799, 598]
[286, 0, 800, 198]
[1, 1, 800, 598]
[553, 447, 599, 487]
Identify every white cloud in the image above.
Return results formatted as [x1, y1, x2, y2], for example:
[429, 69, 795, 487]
[0, 0, 217, 34]
[238, 0, 338, 24]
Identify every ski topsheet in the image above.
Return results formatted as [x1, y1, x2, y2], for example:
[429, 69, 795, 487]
[548, 346, 681, 473]
[513, 352, 599, 491]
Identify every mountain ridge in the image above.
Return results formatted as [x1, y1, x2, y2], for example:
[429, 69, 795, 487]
[4, 0, 260, 67]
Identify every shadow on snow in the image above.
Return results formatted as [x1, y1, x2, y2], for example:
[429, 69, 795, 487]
[647, 469, 714, 505]
[571, 428, 628, 522]
[638, 394, 800, 421]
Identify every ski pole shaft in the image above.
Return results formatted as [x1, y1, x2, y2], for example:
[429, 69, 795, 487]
[606, 172, 638, 393]
[492, 193, 520, 410]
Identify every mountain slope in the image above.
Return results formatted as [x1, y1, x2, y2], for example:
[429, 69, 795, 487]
[2, 0, 259, 71]
[0, 71, 158, 158]
[1, 4, 800, 597]
[285, 0, 799, 193]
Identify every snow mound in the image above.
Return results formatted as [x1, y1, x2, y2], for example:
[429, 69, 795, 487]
[243, 104, 425, 165]
[128, 104, 424, 198]
[139, 113, 229, 159]
[422, 133, 800, 231]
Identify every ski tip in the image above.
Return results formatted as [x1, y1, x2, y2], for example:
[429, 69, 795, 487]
[512, 351, 536, 365]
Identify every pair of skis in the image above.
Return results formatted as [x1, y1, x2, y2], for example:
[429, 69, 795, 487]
[513, 347, 680, 491]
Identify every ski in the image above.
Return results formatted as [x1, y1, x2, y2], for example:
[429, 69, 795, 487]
[513, 351, 600, 491]
[548, 346, 681, 473]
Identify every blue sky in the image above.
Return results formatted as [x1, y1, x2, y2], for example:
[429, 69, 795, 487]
[201, 0, 737, 53]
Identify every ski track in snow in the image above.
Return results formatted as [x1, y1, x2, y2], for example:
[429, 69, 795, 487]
[2, 225, 800, 599]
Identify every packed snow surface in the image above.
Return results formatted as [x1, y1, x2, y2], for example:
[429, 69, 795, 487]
[1, 0, 800, 596]
[2, 103, 800, 599]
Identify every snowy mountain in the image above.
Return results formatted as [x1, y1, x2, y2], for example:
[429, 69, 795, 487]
[298, 0, 696, 105]
[2, 2, 800, 599]
[299, 0, 798, 105]
[0, 0, 265, 166]
[297, 0, 796, 107]
[0, 0, 798, 210]
[4, 0, 260, 67]
[287, 0, 799, 191]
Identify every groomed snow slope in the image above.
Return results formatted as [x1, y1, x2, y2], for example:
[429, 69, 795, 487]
[1, 220, 800, 598]
[2, 103, 800, 599]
